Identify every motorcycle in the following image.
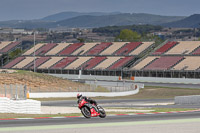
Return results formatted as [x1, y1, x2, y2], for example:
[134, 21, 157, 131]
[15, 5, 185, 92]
[78, 99, 106, 118]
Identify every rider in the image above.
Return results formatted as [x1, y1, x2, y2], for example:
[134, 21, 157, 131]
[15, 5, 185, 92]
[77, 93, 98, 112]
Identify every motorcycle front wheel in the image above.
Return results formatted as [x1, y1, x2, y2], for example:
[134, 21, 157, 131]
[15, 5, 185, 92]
[81, 107, 91, 118]
[98, 106, 106, 118]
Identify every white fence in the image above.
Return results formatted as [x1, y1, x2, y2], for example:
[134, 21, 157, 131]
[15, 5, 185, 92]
[0, 84, 27, 99]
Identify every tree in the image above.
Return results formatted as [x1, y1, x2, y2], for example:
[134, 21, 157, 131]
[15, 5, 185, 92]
[9, 48, 23, 59]
[116, 29, 141, 42]
[77, 38, 85, 43]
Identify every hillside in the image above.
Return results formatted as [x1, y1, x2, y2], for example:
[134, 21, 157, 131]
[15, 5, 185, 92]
[0, 13, 185, 29]
[56, 13, 185, 28]
[41, 11, 121, 21]
[0, 70, 89, 92]
[162, 14, 200, 28]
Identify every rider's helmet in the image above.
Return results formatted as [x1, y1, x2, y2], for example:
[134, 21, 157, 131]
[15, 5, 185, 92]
[77, 93, 82, 99]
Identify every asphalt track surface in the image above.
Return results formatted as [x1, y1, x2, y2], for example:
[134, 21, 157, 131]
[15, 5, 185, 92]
[1, 111, 200, 128]
[1, 111, 200, 133]
[42, 99, 200, 108]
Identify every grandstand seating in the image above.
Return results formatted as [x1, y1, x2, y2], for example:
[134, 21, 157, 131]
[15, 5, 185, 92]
[191, 47, 200, 55]
[34, 43, 58, 55]
[12, 57, 35, 69]
[72, 43, 97, 55]
[45, 43, 70, 55]
[50, 57, 78, 69]
[58, 43, 84, 55]
[172, 56, 200, 70]
[143, 56, 184, 70]
[64, 57, 91, 70]
[0, 41, 12, 51]
[79, 56, 107, 70]
[108, 56, 134, 70]
[84, 42, 112, 55]
[152, 41, 177, 55]
[94, 57, 122, 70]
[38, 57, 63, 69]
[100, 42, 127, 55]
[23, 43, 45, 55]
[129, 42, 153, 55]
[2, 41, 163, 71]
[114, 42, 142, 55]
[165, 41, 200, 55]
[3, 57, 25, 69]
[130, 56, 158, 70]
[0, 41, 21, 53]
[24, 57, 51, 69]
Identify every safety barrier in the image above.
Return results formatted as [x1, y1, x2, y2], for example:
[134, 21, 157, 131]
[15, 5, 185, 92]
[0, 97, 41, 114]
[29, 83, 142, 98]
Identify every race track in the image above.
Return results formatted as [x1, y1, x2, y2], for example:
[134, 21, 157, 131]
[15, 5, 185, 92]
[1, 111, 200, 133]
[1, 82, 200, 133]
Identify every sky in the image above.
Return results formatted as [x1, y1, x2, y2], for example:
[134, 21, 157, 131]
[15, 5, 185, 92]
[0, 0, 200, 21]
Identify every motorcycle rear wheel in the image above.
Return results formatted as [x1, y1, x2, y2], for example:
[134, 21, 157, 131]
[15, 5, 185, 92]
[98, 106, 106, 118]
[81, 107, 91, 118]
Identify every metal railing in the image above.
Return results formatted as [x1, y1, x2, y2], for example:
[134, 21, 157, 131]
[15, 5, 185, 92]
[0, 84, 27, 99]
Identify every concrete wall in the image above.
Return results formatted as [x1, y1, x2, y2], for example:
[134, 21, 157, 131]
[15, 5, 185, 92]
[49, 74, 200, 84]
[0, 97, 41, 114]
[175, 95, 200, 104]
[134, 77, 200, 84]
[29, 85, 140, 98]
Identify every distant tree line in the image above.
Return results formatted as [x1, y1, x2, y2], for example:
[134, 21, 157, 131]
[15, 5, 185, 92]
[92, 24, 163, 37]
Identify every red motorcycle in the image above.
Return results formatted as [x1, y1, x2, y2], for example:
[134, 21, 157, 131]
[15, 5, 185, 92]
[78, 99, 106, 118]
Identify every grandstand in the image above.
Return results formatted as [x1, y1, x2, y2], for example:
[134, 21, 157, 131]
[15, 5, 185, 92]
[113, 42, 142, 55]
[58, 43, 84, 55]
[45, 43, 70, 55]
[0, 41, 21, 54]
[84, 42, 112, 55]
[0, 41, 22, 67]
[4, 40, 200, 78]
[130, 41, 200, 78]
[165, 41, 200, 55]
